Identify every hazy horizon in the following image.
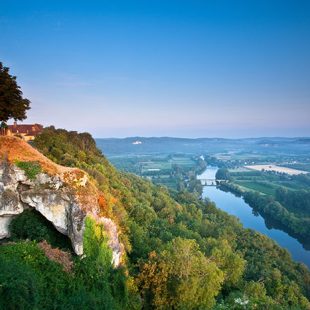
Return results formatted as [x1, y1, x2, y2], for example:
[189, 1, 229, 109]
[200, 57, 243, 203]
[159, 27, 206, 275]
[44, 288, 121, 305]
[6, 120, 310, 140]
[94, 135, 310, 139]
[1, 1, 310, 137]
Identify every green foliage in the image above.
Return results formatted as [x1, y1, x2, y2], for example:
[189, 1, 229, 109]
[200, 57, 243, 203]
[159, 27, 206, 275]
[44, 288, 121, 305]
[276, 187, 310, 215]
[216, 168, 231, 180]
[235, 180, 277, 195]
[31, 127, 310, 309]
[0, 257, 40, 310]
[206, 238, 245, 288]
[0, 62, 30, 123]
[138, 238, 224, 309]
[73, 216, 132, 309]
[15, 161, 42, 180]
[0, 239, 131, 309]
[0, 242, 72, 309]
[236, 229, 310, 303]
[83, 217, 112, 268]
[9, 209, 72, 250]
[6, 214, 132, 309]
[33, 127, 103, 168]
[110, 154, 205, 193]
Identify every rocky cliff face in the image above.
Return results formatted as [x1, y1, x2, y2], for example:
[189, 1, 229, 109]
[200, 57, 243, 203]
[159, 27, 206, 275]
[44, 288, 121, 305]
[0, 136, 124, 266]
[0, 158, 87, 255]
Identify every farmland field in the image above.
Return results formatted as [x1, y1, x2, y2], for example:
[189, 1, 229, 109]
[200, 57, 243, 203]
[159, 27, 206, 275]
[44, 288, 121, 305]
[234, 180, 278, 196]
[245, 164, 308, 175]
[229, 169, 309, 193]
[107, 153, 204, 190]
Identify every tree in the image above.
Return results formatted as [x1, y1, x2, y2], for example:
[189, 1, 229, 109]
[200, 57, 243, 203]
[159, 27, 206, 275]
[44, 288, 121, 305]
[215, 168, 231, 180]
[0, 62, 30, 124]
[138, 238, 224, 309]
[208, 238, 245, 287]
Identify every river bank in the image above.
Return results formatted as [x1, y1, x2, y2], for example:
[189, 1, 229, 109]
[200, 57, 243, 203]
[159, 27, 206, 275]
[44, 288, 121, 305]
[198, 167, 310, 268]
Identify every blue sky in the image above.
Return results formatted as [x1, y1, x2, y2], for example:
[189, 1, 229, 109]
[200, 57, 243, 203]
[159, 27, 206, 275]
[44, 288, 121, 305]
[1, 0, 310, 137]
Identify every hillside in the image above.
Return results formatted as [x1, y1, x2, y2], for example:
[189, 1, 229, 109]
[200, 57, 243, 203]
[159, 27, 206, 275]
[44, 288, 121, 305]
[0, 135, 71, 174]
[0, 128, 310, 309]
[0, 135, 127, 308]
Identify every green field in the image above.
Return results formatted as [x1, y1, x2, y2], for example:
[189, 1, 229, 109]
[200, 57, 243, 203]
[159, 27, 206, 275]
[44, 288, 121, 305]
[234, 180, 277, 196]
[109, 154, 202, 190]
[229, 168, 310, 197]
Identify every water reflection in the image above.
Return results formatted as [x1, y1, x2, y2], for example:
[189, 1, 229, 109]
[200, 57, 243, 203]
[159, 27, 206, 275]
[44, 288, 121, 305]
[198, 167, 310, 268]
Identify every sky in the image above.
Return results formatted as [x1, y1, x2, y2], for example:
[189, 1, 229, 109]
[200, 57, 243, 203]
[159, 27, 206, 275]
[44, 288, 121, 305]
[1, 0, 310, 138]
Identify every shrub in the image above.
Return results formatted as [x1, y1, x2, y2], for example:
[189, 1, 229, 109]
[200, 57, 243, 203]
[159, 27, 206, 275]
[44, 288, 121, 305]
[0, 242, 72, 308]
[0, 258, 40, 310]
[15, 161, 42, 180]
[9, 209, 72, 250]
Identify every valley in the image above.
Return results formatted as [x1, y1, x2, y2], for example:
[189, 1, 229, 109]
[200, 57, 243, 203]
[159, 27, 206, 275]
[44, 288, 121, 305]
[97, 136, 310, 269]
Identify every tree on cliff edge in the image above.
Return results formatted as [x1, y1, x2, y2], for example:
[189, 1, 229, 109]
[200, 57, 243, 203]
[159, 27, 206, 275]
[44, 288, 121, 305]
[0, 62, 30, 126]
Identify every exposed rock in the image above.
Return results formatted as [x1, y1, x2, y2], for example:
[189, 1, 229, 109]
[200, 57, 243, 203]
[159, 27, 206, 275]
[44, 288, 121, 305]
[0, 216, 12, 239]
[0, 189, 23, 216]
[0, 160, 86, 254]
[103, 217, 124, 267]
[67, 202, 86, 255]
[0, 161, 25, 238]
[0, 137, 124, 266]
[20, 189, 71, 235]
[35, 173, 64, 190]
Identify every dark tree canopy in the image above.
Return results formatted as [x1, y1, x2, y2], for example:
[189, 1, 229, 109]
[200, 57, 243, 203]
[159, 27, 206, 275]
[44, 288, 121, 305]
[216, 168, 231, 180]
[0, 62, 30, 123]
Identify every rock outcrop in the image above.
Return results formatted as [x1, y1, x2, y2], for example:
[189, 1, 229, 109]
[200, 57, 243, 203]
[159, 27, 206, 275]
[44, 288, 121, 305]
[0, 136, 124, 266]
[0, 158, 87, 255]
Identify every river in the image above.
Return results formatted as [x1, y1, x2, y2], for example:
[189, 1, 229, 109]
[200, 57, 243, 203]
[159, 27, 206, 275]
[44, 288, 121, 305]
[198, 167, 310, 269]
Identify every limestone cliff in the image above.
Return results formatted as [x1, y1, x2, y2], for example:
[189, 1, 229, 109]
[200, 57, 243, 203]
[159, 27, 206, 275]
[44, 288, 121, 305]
[0, 136, 123, 266]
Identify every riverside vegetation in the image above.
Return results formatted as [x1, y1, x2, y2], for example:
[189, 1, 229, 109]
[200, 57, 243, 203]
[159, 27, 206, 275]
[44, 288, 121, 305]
[218, 168, 310, 247]
[0, 127, 309, 309]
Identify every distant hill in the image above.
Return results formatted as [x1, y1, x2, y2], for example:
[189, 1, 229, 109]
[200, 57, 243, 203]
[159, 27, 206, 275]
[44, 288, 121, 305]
[96, 136, 310, 156]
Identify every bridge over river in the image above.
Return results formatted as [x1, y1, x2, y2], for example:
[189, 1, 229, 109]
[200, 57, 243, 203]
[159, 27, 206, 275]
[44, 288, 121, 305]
[198, 179, 227, 186]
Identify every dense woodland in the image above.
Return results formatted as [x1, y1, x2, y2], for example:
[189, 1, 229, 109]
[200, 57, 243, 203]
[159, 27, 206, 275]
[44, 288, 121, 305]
[1, 127, 310, 309]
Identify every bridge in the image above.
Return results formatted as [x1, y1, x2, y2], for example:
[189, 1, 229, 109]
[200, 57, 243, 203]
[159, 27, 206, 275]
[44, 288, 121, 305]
[198, 179, 227, 186]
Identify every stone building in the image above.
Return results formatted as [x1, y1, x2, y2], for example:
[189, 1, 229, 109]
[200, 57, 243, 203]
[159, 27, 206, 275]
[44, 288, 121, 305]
[5, 122, 43, 141]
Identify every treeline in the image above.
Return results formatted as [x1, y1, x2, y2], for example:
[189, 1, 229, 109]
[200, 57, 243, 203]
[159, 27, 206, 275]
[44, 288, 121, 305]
[220, 182, 310, 242]
[276, 187, 310, 215]
[32, 126, 103, 167]
[1, 127, 309, 309]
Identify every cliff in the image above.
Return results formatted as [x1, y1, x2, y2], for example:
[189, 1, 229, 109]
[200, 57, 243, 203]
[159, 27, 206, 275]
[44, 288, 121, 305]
[0, 136, 123, 266]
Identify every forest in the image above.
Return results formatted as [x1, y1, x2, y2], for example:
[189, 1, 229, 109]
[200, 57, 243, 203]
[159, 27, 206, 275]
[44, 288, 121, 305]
[1, 127, 309, 309]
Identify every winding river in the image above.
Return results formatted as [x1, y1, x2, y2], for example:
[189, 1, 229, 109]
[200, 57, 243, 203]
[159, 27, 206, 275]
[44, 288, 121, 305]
[198, 167, 310, 269]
